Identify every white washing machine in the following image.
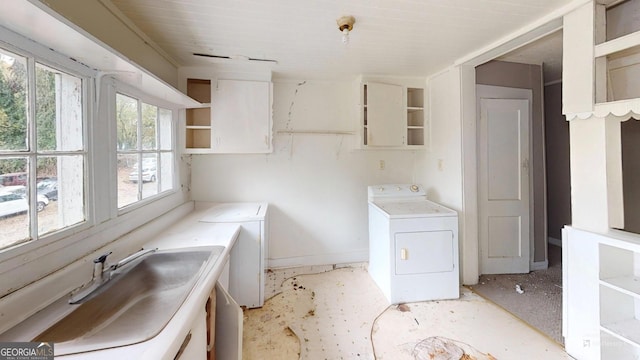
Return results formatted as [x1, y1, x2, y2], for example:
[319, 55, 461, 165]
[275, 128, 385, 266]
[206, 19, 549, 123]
[368, 184, 459, 304]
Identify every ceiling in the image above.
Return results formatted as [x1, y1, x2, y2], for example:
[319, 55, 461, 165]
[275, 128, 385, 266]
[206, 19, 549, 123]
[108, 0, 571, 80]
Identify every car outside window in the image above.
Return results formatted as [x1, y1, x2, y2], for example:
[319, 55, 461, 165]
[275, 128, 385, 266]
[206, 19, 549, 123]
[116, 93, 174, 209]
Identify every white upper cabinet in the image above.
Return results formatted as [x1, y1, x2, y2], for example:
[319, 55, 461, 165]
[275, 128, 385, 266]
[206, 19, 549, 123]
[366, 82, 404, 146]
[211, 79, 272, 154]
[182, 72, 272, 154]
[357, 76, 426, 149]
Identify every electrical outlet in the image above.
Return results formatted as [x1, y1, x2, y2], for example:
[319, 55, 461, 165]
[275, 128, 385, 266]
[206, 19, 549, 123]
[438, 159, 444, 171]
[379, 160, 385, 170]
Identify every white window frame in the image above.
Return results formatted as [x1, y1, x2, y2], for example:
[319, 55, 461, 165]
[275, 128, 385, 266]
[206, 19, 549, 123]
[113, 81, 178, 215]
[0, 40, 92, 255]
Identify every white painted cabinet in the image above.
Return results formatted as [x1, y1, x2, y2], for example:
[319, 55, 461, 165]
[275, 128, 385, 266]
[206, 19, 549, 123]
[563, 1, 640, 120]
[211, 79, 272, 153]
[358, 77, 426, 149]
[599, 243, 640, 359]
[215, 281, 243, 360]
[564, 226, 640, 360]
[199, 202, 269, 309]
[366, 82, 404, 146]
[184, 78, 272, 154]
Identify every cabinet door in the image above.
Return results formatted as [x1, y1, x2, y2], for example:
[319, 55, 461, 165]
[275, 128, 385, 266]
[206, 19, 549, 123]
[211, 80, 271, 153]
[215, 282, 243, 360]
[367, 82, 404, 146]
[229, 222, 263, 308]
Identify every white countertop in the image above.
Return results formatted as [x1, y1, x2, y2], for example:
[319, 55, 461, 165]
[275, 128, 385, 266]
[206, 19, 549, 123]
[2, 205, 241, 359]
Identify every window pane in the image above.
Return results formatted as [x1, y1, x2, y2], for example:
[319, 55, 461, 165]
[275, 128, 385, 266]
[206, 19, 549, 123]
[36, 64, 83, 151]
[0, 158, 29, 249]
[141, 153, 158, 199]
[141, 103, 157, 150]
[37, 156, 84, 236]
[117, 153, 138, 208]
[159, 108, 172, 150]
[0, 51, 28, 151]
[116, 94, 138, 151]
[160, 152, 173, 192]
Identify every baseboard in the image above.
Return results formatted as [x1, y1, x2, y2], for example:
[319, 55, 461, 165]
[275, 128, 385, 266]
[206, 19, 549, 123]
[530, 259, 549, 271]
[548, 236, 562, 247]
[268, 250, 368, 269]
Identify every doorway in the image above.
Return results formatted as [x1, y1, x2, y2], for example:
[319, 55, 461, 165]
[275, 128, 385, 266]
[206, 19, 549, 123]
[466, 29, 570, 345]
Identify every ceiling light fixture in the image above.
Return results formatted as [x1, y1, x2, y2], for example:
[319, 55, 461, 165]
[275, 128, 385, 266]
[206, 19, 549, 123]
[337, 15, 356, 45]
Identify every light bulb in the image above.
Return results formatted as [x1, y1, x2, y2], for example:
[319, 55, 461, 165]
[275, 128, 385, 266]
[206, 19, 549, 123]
[342, 28, 350, 44]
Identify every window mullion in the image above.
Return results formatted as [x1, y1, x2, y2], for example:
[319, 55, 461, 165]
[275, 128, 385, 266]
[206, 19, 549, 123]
[155, 109, 161, 191]
[27, 57, 38, 241]
[137, 99, 143, 200]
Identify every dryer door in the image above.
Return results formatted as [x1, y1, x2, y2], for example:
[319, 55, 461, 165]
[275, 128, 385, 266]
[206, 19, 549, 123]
[395, 231, 454, 275]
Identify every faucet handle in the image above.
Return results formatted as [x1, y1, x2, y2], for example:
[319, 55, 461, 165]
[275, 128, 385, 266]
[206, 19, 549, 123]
[94, 251, 112, 264]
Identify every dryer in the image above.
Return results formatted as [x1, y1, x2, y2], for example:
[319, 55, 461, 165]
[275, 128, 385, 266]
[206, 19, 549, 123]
[368, 184, 459, 303]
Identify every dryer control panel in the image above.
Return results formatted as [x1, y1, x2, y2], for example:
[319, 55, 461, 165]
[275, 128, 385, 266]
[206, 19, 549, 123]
[368, 184, 425, 200]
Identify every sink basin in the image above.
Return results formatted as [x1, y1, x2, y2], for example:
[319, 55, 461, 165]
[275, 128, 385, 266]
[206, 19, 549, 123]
[33, 246, 223, 355]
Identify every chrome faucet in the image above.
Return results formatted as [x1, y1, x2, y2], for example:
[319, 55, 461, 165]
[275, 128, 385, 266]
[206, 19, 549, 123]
[109, 248, 158, 273]
[69, 251, 113, 304]
[93, 251, 112, 281]
[69, 248, 158, 304]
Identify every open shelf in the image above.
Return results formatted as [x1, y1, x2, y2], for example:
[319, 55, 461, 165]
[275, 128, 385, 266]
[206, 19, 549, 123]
[600, 330, 640, 360]
[357, 79, 426, 149]
[186, 128, 211, 149]
[600, 276, 640, 350]
[406, 87, 424, 146]
[407, 128, 424, 146]
[594, 3, 640, 106]
[600, 276, 640, 298]
[185, 79, 212, 151]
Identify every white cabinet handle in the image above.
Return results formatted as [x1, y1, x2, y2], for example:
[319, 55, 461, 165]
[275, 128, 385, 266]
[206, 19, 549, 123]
[400, 248, 408, 260]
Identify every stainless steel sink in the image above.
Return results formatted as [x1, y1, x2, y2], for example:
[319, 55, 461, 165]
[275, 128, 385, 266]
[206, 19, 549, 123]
[33, 246, 223, 355]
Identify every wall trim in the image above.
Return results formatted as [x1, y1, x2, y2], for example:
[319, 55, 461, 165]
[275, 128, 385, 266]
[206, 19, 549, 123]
[269, 250, 368, 269]
[531, 259, 549, 271]
[545, 79, 563, 87]
[549, 236, 563, 247]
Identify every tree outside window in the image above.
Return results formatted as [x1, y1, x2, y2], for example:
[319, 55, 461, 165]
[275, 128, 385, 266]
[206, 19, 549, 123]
[0, 49, 85, 250]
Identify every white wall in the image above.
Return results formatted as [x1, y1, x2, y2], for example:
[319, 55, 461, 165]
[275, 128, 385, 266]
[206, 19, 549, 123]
[191, 80, 421, 267]
[422, 70, 463, 209]
[419, 69, 466, 280]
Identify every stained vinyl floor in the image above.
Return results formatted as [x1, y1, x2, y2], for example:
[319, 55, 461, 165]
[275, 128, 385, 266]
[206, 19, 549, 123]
[243, 263, 570, 360]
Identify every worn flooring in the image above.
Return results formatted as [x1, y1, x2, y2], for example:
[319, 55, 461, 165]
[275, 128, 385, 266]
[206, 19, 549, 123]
[243, 264, 570, 359]
[469, 244, 563, 344]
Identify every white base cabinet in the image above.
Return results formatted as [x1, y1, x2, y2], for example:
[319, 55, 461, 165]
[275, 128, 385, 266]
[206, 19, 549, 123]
[176, 311, 207, 360]
[564, 226, 640, 360]
[215, 281, 243, 360]
[199, 202, 269, 309]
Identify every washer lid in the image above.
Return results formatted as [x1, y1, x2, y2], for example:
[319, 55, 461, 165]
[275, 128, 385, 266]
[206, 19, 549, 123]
[372, 200, 456, 218]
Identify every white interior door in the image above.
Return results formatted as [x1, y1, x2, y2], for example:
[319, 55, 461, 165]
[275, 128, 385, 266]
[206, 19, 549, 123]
[479, 98, 530, 274]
